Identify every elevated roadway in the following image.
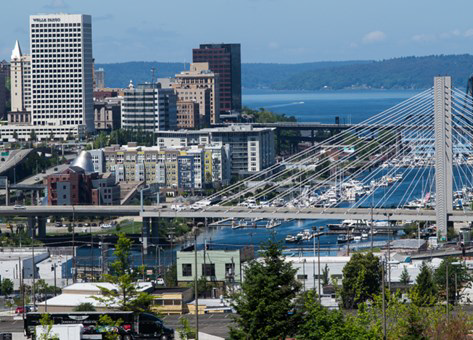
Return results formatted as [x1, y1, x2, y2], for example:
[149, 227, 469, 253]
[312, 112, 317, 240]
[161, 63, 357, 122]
[0, 205, 472, 223]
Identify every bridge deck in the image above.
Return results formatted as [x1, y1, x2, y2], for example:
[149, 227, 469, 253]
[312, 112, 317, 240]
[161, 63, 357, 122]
[0, 205, 471, 223]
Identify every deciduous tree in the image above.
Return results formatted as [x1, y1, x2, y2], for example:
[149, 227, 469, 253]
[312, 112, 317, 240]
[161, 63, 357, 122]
[341, 252, 381, 309]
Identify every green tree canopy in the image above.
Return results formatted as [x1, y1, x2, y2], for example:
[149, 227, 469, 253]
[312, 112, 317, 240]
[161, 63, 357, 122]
[411, 261, 437, 306]
[341, 252, 381, 309]
[434, 257, 471, 304]
[93, 233, 152, 312]
[229, 240, 301, 339]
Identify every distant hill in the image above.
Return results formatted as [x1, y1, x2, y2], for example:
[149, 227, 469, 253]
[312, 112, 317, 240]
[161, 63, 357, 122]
[96, 55, 473, 90]
[95, 60, 370, 89]
[272, 55, 473, 90]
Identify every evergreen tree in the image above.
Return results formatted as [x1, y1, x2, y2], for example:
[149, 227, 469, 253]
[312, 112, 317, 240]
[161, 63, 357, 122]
[93, 233, 152, 312]
[400, 266, 411, 285]
[411, 261, 437, 306]
[321, 263, 330, 286]
[341, 252, 381, 309]
[434, 257, 471, 305]
[229, 240, 301, 339]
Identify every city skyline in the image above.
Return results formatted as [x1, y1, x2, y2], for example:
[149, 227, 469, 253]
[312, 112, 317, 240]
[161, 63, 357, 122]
[1, 0, 473, 64]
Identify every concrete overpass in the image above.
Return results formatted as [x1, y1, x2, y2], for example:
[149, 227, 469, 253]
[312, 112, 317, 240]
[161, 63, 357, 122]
[1, 204, 472, 223]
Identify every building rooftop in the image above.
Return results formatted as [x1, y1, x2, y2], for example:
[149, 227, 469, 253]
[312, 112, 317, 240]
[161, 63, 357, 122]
[70, 151, 95, 174]
[11, 40, 22, 60]
[157, 125, 274, 134]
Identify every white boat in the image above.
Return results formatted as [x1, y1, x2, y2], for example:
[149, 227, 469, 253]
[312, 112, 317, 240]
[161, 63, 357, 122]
[353, 236, 362, 242]
[361, 233, 369, 239]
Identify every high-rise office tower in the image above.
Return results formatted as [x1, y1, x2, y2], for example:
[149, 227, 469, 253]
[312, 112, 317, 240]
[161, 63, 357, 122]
[10, 40, 31, 113]
[29, 14, 94, 131]
[174, 63, 218, 125]
[192, 43, 241, 114]
[121, 83, 177, 132]
[95, 67, 105, 88]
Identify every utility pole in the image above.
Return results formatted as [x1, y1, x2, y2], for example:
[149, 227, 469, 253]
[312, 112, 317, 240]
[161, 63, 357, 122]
[194, 232, 199, 340]
[382, 260, 386, 340]
[31, 220, 36, 310]
[370, 203, 374, 252]
[317, 229, 321, 303]
[52, 263, 57, 296]
[446, 263, 449, 324]
[72, 205, 76, 283]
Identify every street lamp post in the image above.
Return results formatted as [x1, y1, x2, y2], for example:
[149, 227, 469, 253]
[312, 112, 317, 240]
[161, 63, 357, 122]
[384, 212, 393, 290]
[382, 259, 386, 340]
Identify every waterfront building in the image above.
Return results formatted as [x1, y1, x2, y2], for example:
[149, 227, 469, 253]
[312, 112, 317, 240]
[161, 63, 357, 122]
[156, 125, 275, 175]
[176, 100, 199, 129]
[193, 43, 241, 114]
[121, 83, 177, 132]
[91, 142, 231, 190]
[174, 63, 220, 124]
[94, 100, 121, 131]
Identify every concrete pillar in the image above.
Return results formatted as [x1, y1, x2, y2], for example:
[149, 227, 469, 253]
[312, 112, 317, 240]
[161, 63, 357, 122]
[311, 129, 315, 146]
[5, 180, 9, 206]
[27, 216, 36, 238]
[142, 217, 150, 253]
[434, 76, 453, 241]
[151, 217, 160, 245]
[276, 129, 281, 155]
[37, 216, 46, 238]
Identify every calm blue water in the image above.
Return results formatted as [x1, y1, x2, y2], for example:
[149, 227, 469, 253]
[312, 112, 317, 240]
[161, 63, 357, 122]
[243, 89, 421, 124]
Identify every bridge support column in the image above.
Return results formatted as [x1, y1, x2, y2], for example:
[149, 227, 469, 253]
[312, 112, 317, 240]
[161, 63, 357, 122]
[37, 216, 46, 238]
[434, 76, 453, 241]
[27, 216, 36, 238]
[275, 129, 281, 155]
[142, 217, 150, 254]
[150, 217, 160, 245]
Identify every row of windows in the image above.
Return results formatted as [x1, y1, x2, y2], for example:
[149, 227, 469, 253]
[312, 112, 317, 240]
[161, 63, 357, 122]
[33, 110, 83, 114]
[32, 28, 81, 32]
[31, 23, 82, 27]
[32, 33, 82, 38]
[32, 39, 82, 43]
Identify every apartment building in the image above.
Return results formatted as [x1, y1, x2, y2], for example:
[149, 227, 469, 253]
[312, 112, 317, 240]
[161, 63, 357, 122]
[156, 125, 275, 175]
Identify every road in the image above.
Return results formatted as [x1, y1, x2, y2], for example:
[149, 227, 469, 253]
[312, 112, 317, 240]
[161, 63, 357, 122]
[0, 149, 32, 175]
[0, 204, 471, 223]
[18, 154, 76, 185]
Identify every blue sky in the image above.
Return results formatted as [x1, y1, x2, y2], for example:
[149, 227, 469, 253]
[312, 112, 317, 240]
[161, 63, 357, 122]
[2, 0, 473, 63]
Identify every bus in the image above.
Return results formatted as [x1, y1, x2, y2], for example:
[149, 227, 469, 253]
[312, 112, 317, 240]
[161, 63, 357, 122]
[25, 311, 174, 339]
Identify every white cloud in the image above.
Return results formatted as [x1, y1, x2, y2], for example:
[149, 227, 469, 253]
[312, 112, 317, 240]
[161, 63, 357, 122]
[411, 34, 436, 42]
[362, 31, 386, 44]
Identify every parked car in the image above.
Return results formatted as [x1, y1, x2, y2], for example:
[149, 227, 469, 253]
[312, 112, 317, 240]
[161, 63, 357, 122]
[16, 306, 31, 314]
[14, 205, 25, 210]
